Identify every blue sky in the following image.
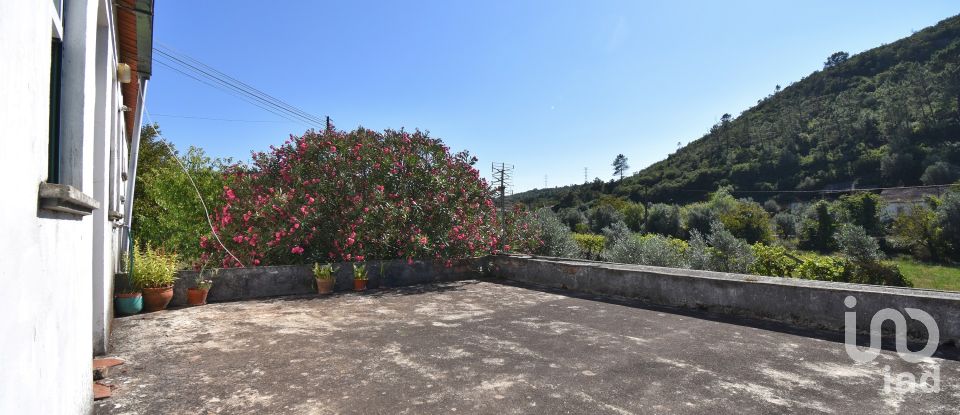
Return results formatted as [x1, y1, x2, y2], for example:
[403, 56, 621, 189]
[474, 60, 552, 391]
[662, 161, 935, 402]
[147, 1, 958, 192]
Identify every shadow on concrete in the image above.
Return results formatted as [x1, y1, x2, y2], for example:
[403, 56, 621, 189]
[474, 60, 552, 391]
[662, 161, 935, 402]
[490, 278, 960, 362]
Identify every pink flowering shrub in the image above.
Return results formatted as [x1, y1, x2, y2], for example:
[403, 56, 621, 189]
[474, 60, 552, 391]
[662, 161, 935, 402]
[200, 127, 542, 267]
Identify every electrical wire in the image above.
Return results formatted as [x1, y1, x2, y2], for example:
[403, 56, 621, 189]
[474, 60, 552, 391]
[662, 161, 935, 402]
[152, 44, 326, 127]
[153, 57, 313, 127]
[151, 113, 297, 123]
[156, 43, 325, 126]
[144, 109, 245, 267]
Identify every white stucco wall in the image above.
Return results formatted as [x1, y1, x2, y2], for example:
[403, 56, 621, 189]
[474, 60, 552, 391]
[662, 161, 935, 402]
[0, 0, 135, 412]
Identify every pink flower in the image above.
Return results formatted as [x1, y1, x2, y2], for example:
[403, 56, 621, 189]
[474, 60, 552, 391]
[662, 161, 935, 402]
[504, 244, 511, 251]
[291, 246, 304, 255]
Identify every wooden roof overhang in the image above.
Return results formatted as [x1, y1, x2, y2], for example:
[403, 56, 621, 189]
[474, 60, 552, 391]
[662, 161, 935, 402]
[115, 0, 154, 139]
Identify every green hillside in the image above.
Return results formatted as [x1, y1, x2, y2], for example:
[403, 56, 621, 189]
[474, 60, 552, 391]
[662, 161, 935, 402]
[513, 14, 960, 207]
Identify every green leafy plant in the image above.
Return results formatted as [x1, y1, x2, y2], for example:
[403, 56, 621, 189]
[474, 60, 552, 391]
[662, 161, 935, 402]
[749, 243, 800, 277]
[795, 255, 849, 282]
[352, 263, 368, 281]
[313, 262, 338, 280]
[605, 234, 688, 268]
[572, 233, 605, 260]
[132, 242, 179, 289]
[192, 264, 215, 290]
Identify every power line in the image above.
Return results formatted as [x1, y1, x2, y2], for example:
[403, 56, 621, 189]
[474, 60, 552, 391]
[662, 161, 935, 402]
[156, 43, 326, 126]
[673, 184, 954, 195]
[153, 57, 313, 127]
[150, 113, 298, 123]
[154, 50, 321, 126]
[153, 46, 321, 124]
[152, 44, 326, 127]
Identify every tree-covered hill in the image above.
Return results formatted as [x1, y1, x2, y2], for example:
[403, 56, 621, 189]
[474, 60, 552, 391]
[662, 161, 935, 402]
[512, 14, 960, 207]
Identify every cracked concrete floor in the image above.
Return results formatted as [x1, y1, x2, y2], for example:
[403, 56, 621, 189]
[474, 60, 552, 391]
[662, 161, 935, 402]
[95, 280, 959, 414]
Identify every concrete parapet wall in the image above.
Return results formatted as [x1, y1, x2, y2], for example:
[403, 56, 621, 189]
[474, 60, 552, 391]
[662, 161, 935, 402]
[171, 258, 487, 306]
[490, 255, 960, 344]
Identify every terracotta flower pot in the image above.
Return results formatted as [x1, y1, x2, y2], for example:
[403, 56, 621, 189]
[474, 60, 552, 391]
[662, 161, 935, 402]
[316, 278, 335, 294]
[353, 279, 367, 292]
[186, 288, 209, 306]
[142, 286, 174, 312]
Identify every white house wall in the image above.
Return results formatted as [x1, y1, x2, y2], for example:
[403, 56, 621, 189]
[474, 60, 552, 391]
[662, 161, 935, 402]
[0, 0, 138, 412]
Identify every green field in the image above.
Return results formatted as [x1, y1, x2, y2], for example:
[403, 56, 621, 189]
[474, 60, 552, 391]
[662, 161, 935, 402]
[895, 259, 960, 292]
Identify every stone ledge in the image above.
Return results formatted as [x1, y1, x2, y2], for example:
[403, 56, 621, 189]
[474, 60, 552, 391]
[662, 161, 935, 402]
[169, 257, 488, 306]
[491, 254, 960, 344]
[38, 182, 100, 216]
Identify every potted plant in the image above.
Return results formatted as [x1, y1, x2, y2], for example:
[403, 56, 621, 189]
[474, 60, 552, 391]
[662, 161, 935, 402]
[313, 262, 337, 294]
[352, 262, 368, 291]
[115, 289, 143, 315]
[114, 253, 142, 316]
[132, 242, 179, 312]
[187, 267, 216, 306]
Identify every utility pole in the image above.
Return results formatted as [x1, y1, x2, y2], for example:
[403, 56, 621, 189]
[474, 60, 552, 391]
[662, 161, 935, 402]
[584, 167, 588, 183]
[325, 116, 331, 131]
[491, 162, 514, 213]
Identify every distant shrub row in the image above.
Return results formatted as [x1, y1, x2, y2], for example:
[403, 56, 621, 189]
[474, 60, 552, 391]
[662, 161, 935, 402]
[529, 209, 910, 287]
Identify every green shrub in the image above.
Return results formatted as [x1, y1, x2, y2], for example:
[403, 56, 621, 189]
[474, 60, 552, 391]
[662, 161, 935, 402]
[937, 190, 960, 256]
[621, 203, 646, 232]
[558, 208, 587, 233]
[645, 203, 682, 238]
[890, 202, 945, 261]
[531, 209, 579, 258]
[750, 244, 799, 277]
[572, 233, 605, 260]
[588, 205, 623, 234]
[799, 200, 838, 253]
[773, 212, 800, 239]
[836, 192, 885, 236]
[601, 221, 631, 248]
[132, 242, 179, 289]
[605, 234, 688, 268]
[705, 222, 755, 273]
[683, 202, 716, 237]
[795, 255, 848, 282]
[687, 222, 754, 273]
[687, 231, 711, 270]
[847, 260, 912, 287]
[835, 224, 883, 261]
[719, 200, 773, 244]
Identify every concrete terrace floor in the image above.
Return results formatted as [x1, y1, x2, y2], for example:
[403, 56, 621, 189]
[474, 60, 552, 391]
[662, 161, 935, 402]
[96, 280, 960, 414]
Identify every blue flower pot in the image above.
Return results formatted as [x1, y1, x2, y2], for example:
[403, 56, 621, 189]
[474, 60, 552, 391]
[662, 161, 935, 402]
[115, 293, 143, 316]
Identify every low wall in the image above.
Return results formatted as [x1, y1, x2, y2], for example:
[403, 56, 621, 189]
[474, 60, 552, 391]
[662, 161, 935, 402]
[171, 257, 487, 306]
[490, 255, 960, 344]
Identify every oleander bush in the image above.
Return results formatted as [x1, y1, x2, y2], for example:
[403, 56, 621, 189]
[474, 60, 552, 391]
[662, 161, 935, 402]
[201, 127, 540, 267]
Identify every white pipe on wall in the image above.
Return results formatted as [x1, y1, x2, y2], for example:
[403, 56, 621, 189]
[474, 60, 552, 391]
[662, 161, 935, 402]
[120, 78, 148, 254]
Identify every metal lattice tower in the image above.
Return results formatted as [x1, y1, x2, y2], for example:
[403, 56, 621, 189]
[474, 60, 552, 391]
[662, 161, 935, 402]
[491, 162, 514, 213]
